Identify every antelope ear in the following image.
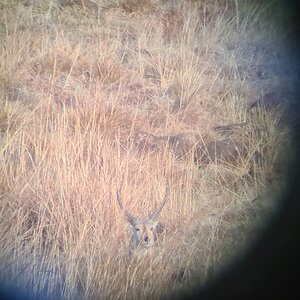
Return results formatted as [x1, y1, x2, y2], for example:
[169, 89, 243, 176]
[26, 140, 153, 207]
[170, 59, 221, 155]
[150, 220, 159, 231]
[127, 216, 140, 226]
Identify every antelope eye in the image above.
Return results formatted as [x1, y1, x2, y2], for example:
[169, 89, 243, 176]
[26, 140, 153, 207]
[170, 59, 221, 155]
[150, 227, 153, 231]
[135, 228, 140, 231]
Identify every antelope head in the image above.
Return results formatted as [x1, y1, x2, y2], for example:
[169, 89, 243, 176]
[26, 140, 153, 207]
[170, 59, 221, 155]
[116, 182, 169, 252]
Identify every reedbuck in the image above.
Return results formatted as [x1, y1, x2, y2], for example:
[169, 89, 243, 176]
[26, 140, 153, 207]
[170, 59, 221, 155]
[116, 183, 169, 254]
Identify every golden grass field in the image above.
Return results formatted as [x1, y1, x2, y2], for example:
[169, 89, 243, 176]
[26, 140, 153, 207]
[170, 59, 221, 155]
[0, 0, 298, 299]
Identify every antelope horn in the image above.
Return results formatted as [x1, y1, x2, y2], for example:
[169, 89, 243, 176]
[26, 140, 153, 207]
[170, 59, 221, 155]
[148, 181, 169, 221]
[116, 190, 139, 225]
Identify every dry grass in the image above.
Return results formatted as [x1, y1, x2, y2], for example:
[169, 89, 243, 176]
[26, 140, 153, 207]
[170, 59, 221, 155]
[0, 0, 297, 299]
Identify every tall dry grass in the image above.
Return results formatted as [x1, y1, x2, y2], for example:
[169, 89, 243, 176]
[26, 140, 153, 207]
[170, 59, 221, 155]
[0, 0, 297, 299]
